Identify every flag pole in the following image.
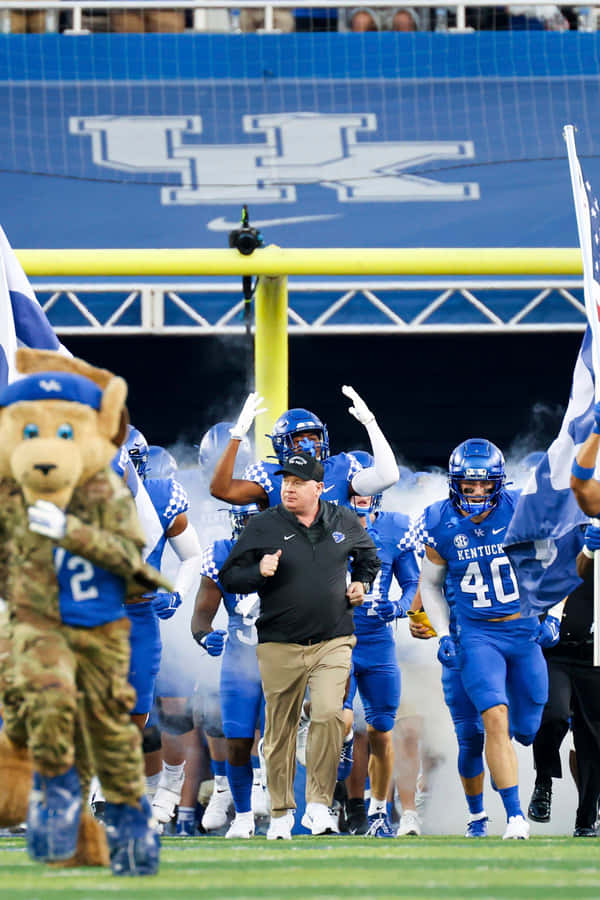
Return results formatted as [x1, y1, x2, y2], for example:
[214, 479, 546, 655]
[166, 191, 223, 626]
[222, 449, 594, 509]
[563, 124, 600, 665]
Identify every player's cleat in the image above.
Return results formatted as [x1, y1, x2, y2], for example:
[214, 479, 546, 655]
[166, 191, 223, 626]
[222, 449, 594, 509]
[266, 811, 294, 840]
[502, 814, 530, 840]
[396, 809, 421, 836]
[573, 825, 597, 837]
[226, 812, 255, 839]
[527, 782, 552, 823]
[27, 766, 82, 862]
[346, 797, 369, 835]
[465, 815, 489, 838]
[366, 812, 396, 838]
[201, 780, 233, 832]
[301, 802, 340, 836]
[295, 708, 310, 768]
[336, 733, 354, 782]
[151, 768, 186, 825]
[104, 796, 160, 876]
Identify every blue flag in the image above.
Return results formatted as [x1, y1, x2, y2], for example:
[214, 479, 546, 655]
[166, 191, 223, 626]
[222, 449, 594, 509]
[504, 327, 593, 615]
[504, 141, 600, 614]
[0, 224, 70, 385]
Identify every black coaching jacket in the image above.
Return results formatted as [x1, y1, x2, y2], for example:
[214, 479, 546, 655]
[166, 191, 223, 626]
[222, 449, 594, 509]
[218, 500, 381, 645]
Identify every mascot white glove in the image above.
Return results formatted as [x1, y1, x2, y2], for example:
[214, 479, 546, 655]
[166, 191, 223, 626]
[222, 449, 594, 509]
[230, 392, 268, 440]
[342, 385, 375, 427]
[28, 499, 67, 539]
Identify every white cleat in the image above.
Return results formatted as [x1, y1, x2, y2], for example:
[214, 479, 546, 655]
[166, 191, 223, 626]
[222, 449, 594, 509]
[201, 779, 234, 832]
[151, 768, 186, 825]
[502, 814, 530, 840]
[301, 802, 340, 836]
[266, 810, 294, 840]
[226, 812, 255, 839]
[396, 809, 422, 836]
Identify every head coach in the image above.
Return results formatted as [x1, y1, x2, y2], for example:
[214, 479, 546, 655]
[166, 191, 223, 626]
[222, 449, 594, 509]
[217, 450, 381, 839]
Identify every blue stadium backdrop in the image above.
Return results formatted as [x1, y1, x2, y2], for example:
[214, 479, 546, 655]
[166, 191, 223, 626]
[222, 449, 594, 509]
[2, 32, 600, 249]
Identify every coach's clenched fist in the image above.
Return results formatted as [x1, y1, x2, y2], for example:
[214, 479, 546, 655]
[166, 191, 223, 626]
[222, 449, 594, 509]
[260, 549, 282, 577]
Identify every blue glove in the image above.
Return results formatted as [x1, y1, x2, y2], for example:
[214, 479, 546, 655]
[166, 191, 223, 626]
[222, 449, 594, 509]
[199, 629, 227, 657]
[150, 591, 182, 620]
[438, 635, 460, 670]
[374, 597, 400, 623]
[536, 615, 561, 649]
[585, 524, 600, 552]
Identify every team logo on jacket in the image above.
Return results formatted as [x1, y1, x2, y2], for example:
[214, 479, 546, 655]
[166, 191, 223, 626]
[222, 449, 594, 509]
[453, 534, 469, 549]
[474, 528, 485, 537]
[332, 532, 345, 543]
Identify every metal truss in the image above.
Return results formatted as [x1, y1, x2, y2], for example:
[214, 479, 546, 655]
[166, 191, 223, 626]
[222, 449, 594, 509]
[35, 278, 587, 336]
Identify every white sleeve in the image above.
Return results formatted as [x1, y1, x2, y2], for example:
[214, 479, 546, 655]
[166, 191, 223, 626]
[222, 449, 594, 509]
[420, 555, 451, 638]
[350, 419, 399, 495]
[168, 523, 203, 599]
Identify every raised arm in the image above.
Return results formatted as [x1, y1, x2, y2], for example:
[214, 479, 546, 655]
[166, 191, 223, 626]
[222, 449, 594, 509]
[342, 385, 399, 497]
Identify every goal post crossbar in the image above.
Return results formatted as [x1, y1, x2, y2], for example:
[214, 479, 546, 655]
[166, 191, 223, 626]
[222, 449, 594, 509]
[16, 248, 583, 278]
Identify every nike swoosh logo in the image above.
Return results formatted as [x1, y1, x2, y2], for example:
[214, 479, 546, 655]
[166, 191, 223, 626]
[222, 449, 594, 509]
[322, 485, 335, 493]
[207, 214, 340, 232]
[284, 534, 295, 540]
[492, 527, 506, 535]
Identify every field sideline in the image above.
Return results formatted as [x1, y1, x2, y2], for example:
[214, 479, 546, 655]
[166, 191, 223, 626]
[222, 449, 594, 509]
[0, 834, 598, 900]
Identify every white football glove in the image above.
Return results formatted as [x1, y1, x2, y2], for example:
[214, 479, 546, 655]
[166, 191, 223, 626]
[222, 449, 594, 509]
[230, 392, 268, 440]
[28, 500, 67, 540]
[342, 385, 375, 427]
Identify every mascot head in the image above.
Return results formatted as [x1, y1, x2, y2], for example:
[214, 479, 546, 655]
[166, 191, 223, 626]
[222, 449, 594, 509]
[0, 349, 128, 508]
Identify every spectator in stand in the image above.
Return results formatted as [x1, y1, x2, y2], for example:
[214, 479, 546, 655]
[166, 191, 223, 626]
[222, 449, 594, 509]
[347, 7, 382, 30]
[383, 7, 421, 30]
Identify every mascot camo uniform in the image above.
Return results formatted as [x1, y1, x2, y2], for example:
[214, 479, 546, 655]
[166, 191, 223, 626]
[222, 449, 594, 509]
[0, 349, 171, 876]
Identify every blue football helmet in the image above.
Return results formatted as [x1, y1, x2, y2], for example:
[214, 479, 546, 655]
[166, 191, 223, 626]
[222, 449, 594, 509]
[146, 445, 177, 480]
[198, 422, 251, 473]
[521, 450, 544, 472]
[230, 502, 261, 539]
[125, 424, 149, 478]
[270, 408, 330, 463]
[349, 450, 382, 516]
[448, 438, 506, 515]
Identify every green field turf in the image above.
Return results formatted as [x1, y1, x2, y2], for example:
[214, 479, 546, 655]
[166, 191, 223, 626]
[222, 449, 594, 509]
[1, 834, 599, 900]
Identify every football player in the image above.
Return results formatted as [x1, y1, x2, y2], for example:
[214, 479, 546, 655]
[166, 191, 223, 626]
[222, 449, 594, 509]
[344, 452, 419, 837]
[417, 439, 558, 840]
[120, 426, 203, 825]
[209, 386, 398, 511]
[191, 502, 266, 838]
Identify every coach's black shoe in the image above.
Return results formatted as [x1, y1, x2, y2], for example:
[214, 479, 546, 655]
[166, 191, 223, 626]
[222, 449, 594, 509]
[527, 782, 552, 823]
[346, 798, 368, 835]
[574, 825, 597, 837]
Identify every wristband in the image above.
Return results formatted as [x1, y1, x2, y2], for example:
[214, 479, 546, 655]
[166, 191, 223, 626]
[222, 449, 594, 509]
[582, 545, 595, 559]
[192, 629, 210, 648]
[571, 460, 595, 481]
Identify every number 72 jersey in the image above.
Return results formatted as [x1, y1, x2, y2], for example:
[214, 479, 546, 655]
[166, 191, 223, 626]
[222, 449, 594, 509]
[420, 489, 521, 624]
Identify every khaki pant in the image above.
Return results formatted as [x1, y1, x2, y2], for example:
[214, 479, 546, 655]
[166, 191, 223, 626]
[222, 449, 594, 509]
[257, 634, 355, 817]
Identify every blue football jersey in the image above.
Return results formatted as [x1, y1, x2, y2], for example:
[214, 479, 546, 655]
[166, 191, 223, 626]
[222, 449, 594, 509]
[243, 451, 362, 509]
[200, 539, 260, 648]
[354, 511, 420, 640]
[420, 489, 521, 624]
[144, 477, 190, 570]
[54, 546, 125, 627]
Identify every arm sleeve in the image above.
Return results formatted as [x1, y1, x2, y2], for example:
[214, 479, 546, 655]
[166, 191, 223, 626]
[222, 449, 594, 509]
[169, 523, 203, 599]
[218, 520, 269, 594]
[393, 550, 420, 614]
[420, 555, 451, 637]
[350, 419, 399, 496]
[348, 519, 381, 585]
